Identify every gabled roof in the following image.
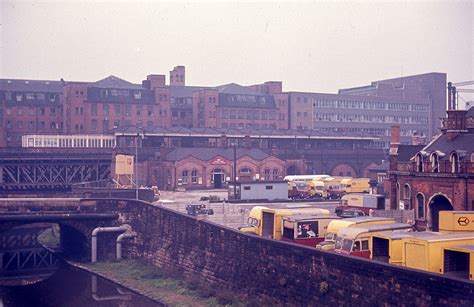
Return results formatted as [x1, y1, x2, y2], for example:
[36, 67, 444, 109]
[170, 85, 210, 97]
[89, 75, 143, 89]
[397, 145, 425, 162]
[366, 162, 389, 172]
[0, 79, 64, 92]
[422, 133, 474, 160]
[215, 83, 258, 95]
[164, 147, 270, 162]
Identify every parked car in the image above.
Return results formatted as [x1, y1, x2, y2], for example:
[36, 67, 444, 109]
[339, 208, 367, 218]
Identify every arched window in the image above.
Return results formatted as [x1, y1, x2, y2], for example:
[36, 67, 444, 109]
[181, 170, 188, 183]
[272, 168, 279, 180]
[240, 168, 252, 174]
[415, 153, 423, 172]
[430, 153, 439, 173]
[403, 184, 411, 199]
[416, 193, 425, 219]
[450, 152, 459, 174]
[191, 169, 198, 183]
[264, 168, 270, 180]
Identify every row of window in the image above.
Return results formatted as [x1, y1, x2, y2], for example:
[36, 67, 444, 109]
[310, 99, 429, 112]
[220, 109, 277, 120]
[3, 106, 61, 116]
[313, 113, 429, 125]
[88, 103, 160, 117]
[22, 134, 116, 148]
[99, 89, 143, 100]
[4, 92, 59, 103]
[6, 120, 59, 130]
[415, 152, 465, 174]
[221, 122, 277, 129]
[180, 168, 281, 183]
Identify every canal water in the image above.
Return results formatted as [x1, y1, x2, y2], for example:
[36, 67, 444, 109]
[0, 264, 163, 306]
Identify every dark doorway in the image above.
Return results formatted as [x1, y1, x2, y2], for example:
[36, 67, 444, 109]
[213, 174, 222, 188]
[287, 165, 299, 175]
[429, 195, 453, 231]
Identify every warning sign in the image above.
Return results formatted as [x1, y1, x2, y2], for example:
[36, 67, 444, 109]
[457, 217, 470, 226]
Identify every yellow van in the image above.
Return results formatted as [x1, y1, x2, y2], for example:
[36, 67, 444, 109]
[371, 231, 441, 265]
[261, 207, 330, 240]
[316, 217, 396, 250]
[238, 206, 330, 239]
[339, 178, 370, 193]
[439, 211, 474, 233]
[334, 223, 413, 258]
[442, 245, 474, 280]
[401, 233, 474, 274]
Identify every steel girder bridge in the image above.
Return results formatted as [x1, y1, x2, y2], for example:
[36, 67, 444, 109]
[0, 149, 112, 192]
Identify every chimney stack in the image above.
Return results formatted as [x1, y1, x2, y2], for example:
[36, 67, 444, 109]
[447, 82, 452, 110]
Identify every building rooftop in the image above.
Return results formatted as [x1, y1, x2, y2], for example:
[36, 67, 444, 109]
[164, 147, 270, 162]
[114, 125, 379, 141]
[421, 133, 474, 160]
[0, 79, 64, 92]
[89, 75, 143, 89]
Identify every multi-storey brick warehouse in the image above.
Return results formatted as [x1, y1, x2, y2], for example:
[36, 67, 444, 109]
[0, 67, 446, 149]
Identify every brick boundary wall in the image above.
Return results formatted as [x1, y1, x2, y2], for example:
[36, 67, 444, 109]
[94, 199, 474, 306]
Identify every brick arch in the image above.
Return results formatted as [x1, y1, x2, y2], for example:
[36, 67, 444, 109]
[363, 163, 378, 177]
[59, 222, 90, 260]
[330, 163, 357, 177]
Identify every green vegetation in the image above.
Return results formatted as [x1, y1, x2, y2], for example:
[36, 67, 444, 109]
[85, 260, 265, 306]
[37, 224, 60, 248]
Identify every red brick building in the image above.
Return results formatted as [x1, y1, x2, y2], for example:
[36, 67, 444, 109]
[389, 106, 474, 231]
[190, 82, 288, 130]
[152, 147, 289, 190]
[64, 75, 171, 135]
[0, 79, 64, 147]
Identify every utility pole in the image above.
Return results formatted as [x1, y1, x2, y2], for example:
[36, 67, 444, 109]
[233, 143, 237, 200]
[135, 133, 139, 200]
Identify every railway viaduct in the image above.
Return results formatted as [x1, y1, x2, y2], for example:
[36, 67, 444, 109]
[1, 198, 472, 305]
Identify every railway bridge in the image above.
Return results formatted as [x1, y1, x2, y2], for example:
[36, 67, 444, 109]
[0, 148, 112, 193]
[0, 198, 122, 262]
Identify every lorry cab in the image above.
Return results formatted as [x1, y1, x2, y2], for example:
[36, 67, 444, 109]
[308, 180, 327, 198]
[316, 217, 395, 250]
[334, 223, 413, 258]
[237, 206, 268, 235]
[281, 214, 340, 247]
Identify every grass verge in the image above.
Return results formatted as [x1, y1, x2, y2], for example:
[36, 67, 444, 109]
[83, 259, 255, 306]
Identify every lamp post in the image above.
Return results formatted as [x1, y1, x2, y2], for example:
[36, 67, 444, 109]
[232, 143, 237, 200]
[135, 133, 139, 200]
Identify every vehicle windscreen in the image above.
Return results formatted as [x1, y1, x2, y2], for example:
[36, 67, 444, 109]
[247, 217, 259, 227]
[342, 239, 353, 251]
[296, 183, 308, 191]
[335, 237, 343, 249]
[325, 232, 336, 241]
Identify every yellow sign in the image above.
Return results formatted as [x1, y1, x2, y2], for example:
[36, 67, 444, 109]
[115, 154, 134, 175]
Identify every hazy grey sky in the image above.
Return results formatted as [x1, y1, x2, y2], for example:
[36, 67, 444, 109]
[1, 1, 473, 98]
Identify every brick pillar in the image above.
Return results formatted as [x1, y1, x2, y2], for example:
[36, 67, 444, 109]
[389, 125, 400, 210]
[244, 135, 251, 149]
[271, 145, 278, 156]
[220, 134, 228, 149]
